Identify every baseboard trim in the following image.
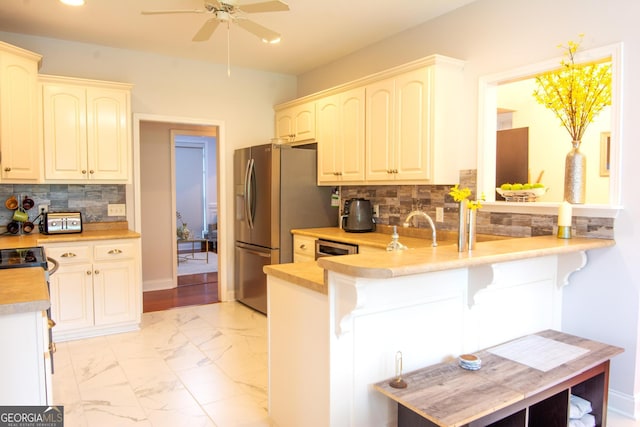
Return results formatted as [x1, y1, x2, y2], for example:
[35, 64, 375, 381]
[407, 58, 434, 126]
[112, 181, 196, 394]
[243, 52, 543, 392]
[608, 388, 639, 419]
[143, 278, 175, 292]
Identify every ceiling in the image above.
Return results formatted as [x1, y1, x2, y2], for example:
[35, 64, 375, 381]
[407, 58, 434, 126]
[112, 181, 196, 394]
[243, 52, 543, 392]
[0, 0, 477, 75]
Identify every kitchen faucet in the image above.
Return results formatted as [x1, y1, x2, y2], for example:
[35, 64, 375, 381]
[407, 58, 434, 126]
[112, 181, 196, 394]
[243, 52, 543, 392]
[403, 210, 437, 247]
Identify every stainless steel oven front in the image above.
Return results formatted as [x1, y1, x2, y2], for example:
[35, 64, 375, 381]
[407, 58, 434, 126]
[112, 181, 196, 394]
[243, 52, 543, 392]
[314, 239, 358, 259]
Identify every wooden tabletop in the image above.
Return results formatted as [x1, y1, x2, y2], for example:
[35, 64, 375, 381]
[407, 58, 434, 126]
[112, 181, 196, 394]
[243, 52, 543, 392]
[373, 330, 623, 427]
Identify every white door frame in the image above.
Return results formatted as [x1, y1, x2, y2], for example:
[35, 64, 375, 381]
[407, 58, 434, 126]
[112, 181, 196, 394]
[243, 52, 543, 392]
[131, 114, 228, 301]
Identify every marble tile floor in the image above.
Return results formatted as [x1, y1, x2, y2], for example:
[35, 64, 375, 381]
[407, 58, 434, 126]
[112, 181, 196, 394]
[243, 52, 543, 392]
[52, 302, 274, 427]
[52, 301, 639, 426]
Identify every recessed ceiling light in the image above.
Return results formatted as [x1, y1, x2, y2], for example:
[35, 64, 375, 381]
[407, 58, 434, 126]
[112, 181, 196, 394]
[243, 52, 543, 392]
[59, 0, 85, 6]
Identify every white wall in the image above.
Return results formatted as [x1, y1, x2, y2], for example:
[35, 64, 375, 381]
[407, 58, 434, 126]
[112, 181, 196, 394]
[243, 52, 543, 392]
[0, 31, 298, 300]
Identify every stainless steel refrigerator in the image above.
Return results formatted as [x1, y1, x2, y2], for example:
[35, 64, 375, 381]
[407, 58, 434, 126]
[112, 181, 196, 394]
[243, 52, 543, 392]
[234, 143, 336, 314]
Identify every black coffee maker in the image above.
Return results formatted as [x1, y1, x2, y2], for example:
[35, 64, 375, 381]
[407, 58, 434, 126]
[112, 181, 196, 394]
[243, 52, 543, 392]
[341, 198, 375, 232]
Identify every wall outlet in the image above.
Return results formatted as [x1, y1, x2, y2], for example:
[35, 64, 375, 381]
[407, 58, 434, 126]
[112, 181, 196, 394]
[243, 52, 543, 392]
[373, 204, 380, 217]
[108, 203, 126, 217]
[38, 204, 49, 213]
[436, 207, 444, 222]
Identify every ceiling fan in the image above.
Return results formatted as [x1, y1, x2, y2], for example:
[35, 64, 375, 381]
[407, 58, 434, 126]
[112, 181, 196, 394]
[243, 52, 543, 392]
[141, 0, 289, 44]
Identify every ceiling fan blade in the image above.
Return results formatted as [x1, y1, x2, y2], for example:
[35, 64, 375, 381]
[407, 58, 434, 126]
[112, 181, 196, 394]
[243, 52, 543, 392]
[236, 18, 281, 42]
[193, 18, 220, 41]
[238, 0, 289, 13]
[141, 9, 206, 15]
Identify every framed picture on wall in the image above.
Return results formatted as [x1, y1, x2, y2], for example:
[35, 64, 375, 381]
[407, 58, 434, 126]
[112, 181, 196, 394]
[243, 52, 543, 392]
[600, 132, 611, 177]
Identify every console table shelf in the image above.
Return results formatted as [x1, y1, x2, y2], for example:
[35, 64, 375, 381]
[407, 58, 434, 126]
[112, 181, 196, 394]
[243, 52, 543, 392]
[374, 330, 623, 427]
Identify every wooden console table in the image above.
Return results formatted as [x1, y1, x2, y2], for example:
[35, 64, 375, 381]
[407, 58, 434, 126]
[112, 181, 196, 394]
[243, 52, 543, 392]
[374, 330, 623, 427]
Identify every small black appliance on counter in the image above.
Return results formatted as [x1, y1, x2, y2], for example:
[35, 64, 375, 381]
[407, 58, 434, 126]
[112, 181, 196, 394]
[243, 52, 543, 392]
[40, 212, 83, 234]
[341, 198, 376, 232]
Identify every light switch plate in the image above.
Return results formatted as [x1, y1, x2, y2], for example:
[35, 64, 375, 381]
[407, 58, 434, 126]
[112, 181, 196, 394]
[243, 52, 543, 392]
[436, 207, 444, 222]
[108, 204, 126, 217]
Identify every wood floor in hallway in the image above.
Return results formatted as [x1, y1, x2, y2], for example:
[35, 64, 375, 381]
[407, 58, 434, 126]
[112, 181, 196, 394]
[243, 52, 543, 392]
[142, 271, 219, 312]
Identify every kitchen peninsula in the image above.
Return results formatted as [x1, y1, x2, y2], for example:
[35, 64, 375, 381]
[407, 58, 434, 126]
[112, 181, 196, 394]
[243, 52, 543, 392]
[264, 234, 614, 427]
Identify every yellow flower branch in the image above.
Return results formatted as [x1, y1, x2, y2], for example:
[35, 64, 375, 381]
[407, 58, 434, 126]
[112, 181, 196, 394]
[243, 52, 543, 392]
[449, 185, 485, 210]
[533, 34, 612, 145]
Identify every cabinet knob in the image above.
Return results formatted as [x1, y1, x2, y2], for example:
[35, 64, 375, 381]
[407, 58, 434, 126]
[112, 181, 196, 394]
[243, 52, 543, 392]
[86, 271, 92, 275]
[3, 167, 11, 172]
[94, 270, 100, 275]
[89, 170, 95, 174]
[300, 244, 306, 249]
[82, 170, 87, 174]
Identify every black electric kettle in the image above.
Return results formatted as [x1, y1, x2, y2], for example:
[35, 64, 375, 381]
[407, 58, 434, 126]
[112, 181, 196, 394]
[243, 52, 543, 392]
[342, 198, 375, 232]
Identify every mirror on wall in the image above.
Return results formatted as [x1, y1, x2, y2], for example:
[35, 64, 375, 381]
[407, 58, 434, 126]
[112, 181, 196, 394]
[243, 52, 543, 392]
[477, 43, 622, 211]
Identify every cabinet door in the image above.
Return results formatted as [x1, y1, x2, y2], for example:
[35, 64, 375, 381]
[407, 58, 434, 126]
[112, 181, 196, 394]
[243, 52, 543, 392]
[394, 68, 431, 181]
[86, 87, 130, 181]
[317, 88, 366, 184]
[93, 259, 137, 326]
[42, 84, 88, 180]
[275, 109, 295, 140]
[339, 87, 366, 182]
[293, 103, 315, 142]
[50, 263, 94, 332]
[0, 49, 40, 181]
[365, 78, 395, 181]
[317, 95, 340, 182]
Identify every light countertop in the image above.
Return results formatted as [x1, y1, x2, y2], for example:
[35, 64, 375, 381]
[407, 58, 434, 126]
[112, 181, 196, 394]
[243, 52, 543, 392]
[265, 234, 615, 293]
[0, 267, 49, 315]
[292, 227, 437, 249]
[0, 229, 140, 250]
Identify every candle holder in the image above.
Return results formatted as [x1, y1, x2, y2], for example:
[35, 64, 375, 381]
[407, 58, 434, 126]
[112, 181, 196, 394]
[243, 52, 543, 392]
[557, 225, 572, 239]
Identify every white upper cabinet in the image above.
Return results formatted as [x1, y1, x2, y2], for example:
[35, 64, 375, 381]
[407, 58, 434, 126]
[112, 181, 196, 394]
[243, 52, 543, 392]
[276, 55, 464, 186]
[366, 67, 433, 182]
[275, 101, 316, 143]
[0, 42, 42, 182]
[317, 86, 365, 184]
[41, 75, 132, 183]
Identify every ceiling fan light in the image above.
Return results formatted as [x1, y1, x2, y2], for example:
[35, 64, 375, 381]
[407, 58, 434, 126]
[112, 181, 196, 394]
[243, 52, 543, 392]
[59, 0, 85, 6]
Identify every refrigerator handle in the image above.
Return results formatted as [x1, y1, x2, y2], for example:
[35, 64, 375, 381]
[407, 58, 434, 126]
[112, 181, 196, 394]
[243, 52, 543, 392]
[244, 158, 255, 229]
[241, 247, 271, 258]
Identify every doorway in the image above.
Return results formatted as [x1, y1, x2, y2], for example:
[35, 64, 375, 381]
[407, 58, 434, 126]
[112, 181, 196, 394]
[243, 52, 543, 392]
[134, 115, 226, 305]
[496, 127, 529, 200]
[173, 130, 218, 279]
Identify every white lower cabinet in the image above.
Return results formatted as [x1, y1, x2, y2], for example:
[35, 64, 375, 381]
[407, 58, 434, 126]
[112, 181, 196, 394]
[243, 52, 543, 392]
[46, 238, 141, 341]
[0, 310, 51, 405]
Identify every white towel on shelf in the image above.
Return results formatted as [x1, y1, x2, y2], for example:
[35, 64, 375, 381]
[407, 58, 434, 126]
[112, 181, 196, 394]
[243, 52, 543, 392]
[570, 394, 593, 419]
[568, 413, 596, 427]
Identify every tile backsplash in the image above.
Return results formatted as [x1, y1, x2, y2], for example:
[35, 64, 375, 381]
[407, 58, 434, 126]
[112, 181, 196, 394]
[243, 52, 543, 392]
[340, 170, 614, 239]
[0, 184, 126, 230]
